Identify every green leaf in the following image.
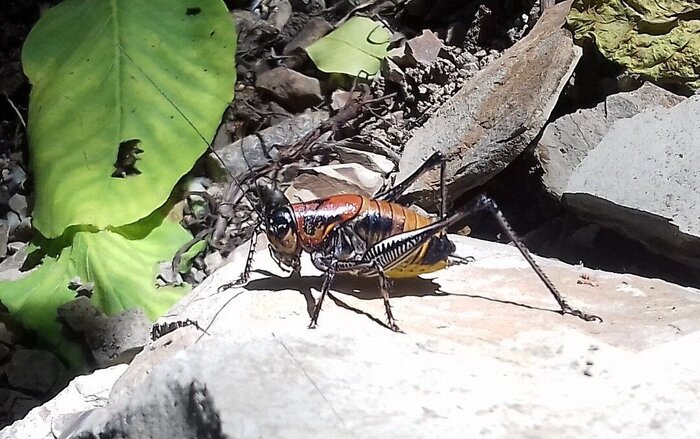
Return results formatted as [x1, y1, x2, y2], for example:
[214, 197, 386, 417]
[75, 216, 192, 319]
[0, 251, 83, 365]
[0, 214, 191, 363]
[22, 0, 236, 237]
[568, 0, 700, 90]
[306, 16, 391, 77]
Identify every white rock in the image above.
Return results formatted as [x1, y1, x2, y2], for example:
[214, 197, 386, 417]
[565, 95, 700, 269]
[28, 235, 700, 438]
[1, 365, 127, 439]
[537, 82, 685, 198]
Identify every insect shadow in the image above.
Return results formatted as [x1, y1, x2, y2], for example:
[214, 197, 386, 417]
[242, 269, 557, 329]
[244, 270, 443, 329]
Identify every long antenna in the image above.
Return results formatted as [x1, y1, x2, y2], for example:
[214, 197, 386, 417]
[117, 45, 259, 211]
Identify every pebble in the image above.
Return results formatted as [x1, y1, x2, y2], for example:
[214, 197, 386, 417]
[283, 17, 333, 55]
[406, 29, 444, 66]
[256, 67, 323, 112]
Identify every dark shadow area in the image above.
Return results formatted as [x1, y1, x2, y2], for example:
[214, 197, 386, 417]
[245, 271, 442, 301]
[242, 269, 567, 328]
[455, 147, 700, 289]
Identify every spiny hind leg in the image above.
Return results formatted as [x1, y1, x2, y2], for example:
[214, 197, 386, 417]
[472, 194, 602, 323]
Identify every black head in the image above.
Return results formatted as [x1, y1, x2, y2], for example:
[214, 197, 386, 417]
[255, 178, 301, 269]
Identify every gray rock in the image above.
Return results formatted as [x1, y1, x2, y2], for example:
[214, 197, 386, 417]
[381, 57, 405, 84]
[58, 297, 151, 367]
[564, 95, 700, 270]
[28, 235, 700, 438]
[396, 0, 581, 207]
[266, 0, 292, 31]
[0, 344, 9, 363]
[213, 110, 328, 180]
[537, 83, 685, 198]
[7, 194, 28, 218]
[0, 389, 40, 429]
[5, 349, 66, 394]
[256, 67, 323, 112]
[0, 244, 29, 281]
[283, 17, 333, 55]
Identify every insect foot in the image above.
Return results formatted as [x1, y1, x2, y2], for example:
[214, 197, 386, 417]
[561, 304, 603, 323]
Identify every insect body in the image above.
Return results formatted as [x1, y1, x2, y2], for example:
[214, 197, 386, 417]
[292, 194, 453, 278]
[227, 152, 601, 331]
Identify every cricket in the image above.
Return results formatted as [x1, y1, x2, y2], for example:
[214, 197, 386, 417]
[218, 150, 602, 331]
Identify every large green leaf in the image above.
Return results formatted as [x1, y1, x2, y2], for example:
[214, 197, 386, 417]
[22, 0, 236, 237]
[73, 218, 192, 318]
[306, 16, 391, 77]
[568, 0, 700, 90]
[0, 214, 191, 363]
[0, 250, 83, 364]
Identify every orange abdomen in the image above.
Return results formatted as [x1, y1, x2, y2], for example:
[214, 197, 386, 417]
[292, 195, 452, 277]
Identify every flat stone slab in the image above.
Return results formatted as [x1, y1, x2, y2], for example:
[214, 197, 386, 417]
[537, 82, 685, 198]
[396, 1, 581, 206]
[564, 95, 700, 270]
[23, 235, 700, 438]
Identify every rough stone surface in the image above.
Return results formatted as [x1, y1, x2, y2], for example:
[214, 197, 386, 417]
[397, 1, 581, 206]
[5, 349, 66, 394]
[0, 389, 40, 429]
[537, 83, 685, 198]
[0, 365, 127, 439]
[565, 95, 700, 270]
[283, 17, 333, 55]
[255, 67, 323, 112]
[19, 235, 700, 438]
[57, 297, 151, 368]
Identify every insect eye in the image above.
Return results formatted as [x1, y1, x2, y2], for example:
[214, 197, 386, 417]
[269, 210, 293, 239]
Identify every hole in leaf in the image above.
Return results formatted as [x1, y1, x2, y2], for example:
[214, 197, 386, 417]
[112, 139, 144, 178]
[186, 7, 201, 16]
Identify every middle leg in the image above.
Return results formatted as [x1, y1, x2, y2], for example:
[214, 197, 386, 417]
[309, 259, 338, 328]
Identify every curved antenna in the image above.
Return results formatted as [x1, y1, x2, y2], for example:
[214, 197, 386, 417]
[117, 44, 259, 211]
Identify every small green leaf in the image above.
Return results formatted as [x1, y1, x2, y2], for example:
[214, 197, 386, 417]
[306, 16, 391, 77]
[568, 0, 700, 90]
[0, 214, 191, 363]
[22, 0, 237, 237]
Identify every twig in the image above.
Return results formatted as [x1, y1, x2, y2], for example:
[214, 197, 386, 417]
[4, 93, 26, 128]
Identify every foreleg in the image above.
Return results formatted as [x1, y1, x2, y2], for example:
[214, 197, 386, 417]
[309, 257, 338, 328]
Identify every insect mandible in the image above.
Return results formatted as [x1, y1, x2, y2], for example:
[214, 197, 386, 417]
[221, 152, 602, 331]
